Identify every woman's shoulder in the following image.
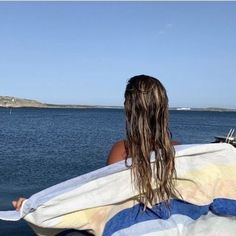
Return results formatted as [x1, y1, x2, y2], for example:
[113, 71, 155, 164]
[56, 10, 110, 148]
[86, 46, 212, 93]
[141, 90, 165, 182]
[106, 140, 127, 165]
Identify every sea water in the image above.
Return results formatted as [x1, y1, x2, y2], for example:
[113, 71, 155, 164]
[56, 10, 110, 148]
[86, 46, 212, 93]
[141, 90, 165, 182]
[0, 108, 236, 235]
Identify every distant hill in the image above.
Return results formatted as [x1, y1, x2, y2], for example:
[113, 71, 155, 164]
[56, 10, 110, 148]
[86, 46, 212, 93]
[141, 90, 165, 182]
[0, 96, 122, 109]
[0, 96, 47, 108]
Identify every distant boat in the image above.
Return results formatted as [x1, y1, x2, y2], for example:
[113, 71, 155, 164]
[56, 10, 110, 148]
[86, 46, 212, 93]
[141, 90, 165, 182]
[213, 128, 236, 147]
[176, 107, 191, 111]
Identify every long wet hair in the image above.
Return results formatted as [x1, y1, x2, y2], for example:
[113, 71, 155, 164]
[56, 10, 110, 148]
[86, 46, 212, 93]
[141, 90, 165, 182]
[124, 75, 176, 207]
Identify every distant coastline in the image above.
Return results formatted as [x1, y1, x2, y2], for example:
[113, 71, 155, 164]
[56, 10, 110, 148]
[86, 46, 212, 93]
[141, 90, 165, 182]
[169, 107, 236, 112]
[0, 96, 236, 112]
[0, 96, 123, 109]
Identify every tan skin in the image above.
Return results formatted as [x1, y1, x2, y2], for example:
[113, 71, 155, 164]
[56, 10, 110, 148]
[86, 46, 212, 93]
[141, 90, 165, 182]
[12, 197, 26, 211]
[106, 139, 179, 165]
[12, 139, 179, 210]
[106, 140, 127, 165]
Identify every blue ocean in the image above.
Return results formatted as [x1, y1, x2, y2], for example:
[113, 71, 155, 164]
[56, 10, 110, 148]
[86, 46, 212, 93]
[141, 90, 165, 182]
[0, 108, 236, 235]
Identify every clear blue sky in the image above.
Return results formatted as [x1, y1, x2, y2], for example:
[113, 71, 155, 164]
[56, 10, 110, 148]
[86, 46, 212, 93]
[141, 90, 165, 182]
[0, 2, 236, 108]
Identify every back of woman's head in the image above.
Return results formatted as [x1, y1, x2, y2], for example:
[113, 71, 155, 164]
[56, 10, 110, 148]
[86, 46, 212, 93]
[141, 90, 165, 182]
[124, 74, 176, 206]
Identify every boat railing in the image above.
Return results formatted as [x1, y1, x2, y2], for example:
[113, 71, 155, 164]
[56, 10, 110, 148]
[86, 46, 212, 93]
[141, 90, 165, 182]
[226, 128, 235, 143]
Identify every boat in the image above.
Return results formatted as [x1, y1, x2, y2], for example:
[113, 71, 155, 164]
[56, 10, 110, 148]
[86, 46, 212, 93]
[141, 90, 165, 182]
[213, 128, 236, 147]
[176, 107, 191, 111]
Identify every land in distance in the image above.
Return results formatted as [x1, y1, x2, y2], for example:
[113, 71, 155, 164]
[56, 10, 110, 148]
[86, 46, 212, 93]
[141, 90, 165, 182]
[0, 96, 235, 112]
[0, 96, 122, 109]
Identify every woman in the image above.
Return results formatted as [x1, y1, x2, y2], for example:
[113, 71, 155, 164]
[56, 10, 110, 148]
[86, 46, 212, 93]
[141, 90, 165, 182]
[13, 74, 177, 210]
[107, 74, 176, 206]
